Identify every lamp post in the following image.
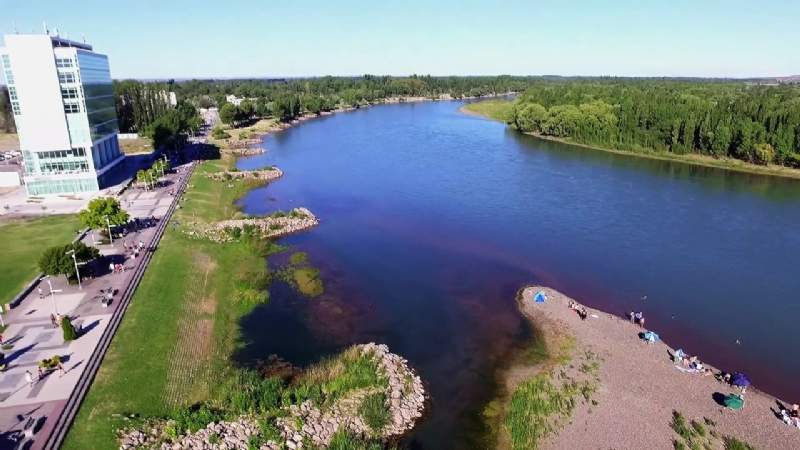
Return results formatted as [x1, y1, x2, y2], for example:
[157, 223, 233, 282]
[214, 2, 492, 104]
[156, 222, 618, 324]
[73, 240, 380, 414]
[66, 249, 81, 290]
[104, 215, 114, 244]
[43, 275, 63, 315]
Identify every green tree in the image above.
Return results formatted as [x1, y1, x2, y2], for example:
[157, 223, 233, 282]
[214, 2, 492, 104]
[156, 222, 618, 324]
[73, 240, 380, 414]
[62, 317, 77, 341]
[79, 197, 129, 230]
[38, 241, 100, 281]
[219, 103, 239, 126]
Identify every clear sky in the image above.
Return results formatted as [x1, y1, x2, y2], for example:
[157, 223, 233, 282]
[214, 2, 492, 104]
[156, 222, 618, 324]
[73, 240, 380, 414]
[2, 0, 798, 79]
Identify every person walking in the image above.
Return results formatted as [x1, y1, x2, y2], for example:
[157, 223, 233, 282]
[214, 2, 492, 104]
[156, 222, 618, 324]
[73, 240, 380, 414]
[38, 286, 44, 300]
[25, 370, 34, 386]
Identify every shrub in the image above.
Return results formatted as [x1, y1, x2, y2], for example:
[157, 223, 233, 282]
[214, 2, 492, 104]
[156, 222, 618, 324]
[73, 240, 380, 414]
[328, 429, 386, 450]
[39, 241, 100, 280]
[61, 317, 77, 341]
[170, 404, 226, 434]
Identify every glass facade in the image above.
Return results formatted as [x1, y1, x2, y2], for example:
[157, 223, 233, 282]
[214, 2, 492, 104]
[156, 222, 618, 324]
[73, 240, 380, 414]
[76, 51, 118, 141]
[26, 177, 99, 196]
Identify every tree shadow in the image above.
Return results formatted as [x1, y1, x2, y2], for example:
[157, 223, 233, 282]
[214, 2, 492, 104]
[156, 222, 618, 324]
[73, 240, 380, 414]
[4, 343, 36, 366]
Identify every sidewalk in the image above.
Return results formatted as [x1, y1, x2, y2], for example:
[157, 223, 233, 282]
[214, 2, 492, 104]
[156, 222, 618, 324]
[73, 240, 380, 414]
[0, 161, 193, 449]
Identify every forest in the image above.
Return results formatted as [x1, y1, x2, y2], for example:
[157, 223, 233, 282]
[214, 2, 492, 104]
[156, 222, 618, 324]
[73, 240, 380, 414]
[509, 80, 800, 167]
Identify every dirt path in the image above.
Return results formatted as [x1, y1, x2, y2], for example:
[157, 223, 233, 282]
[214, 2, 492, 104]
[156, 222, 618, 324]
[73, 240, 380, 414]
[515, 285, 799, 449]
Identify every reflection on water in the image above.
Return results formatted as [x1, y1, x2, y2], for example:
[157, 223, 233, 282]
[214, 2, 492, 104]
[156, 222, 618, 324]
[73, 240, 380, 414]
[234, 101, 800, 449]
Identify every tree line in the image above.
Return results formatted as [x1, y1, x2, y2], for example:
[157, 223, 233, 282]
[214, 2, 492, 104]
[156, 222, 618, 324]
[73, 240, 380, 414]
[509, 80, 800, 167]
[179, 75, 531, 124]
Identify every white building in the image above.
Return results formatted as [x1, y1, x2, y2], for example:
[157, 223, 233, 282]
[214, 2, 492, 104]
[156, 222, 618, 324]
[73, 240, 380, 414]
[0, 34, 123, 196]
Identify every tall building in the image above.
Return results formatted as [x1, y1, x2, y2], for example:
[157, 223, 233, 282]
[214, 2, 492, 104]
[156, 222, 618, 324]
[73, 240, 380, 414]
[0, 34, 123, 196]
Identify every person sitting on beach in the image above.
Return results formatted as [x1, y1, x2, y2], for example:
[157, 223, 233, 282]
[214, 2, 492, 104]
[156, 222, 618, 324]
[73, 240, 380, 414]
[578, 307, 588, 320]
[628, 311, 636, 323]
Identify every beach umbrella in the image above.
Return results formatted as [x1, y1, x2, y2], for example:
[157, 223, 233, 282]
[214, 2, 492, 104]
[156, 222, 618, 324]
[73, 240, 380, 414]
[731, 372, 751, 387]
[723, 394, 744, 410]
[533, 291, 547, 303]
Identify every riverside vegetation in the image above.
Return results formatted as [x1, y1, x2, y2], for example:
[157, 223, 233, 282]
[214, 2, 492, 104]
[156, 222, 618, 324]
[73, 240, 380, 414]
[64, 147, 424, 448]
[465, 80, 800, 177]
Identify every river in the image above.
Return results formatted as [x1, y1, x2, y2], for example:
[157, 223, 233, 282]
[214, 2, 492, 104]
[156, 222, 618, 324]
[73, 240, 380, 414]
[235, 100, 800, 449]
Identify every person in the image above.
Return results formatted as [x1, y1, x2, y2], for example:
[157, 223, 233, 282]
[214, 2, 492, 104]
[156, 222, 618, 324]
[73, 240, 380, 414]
[109, 262, 115, 273]
[578, 307, 588, 320]
[37, 366, 44, 379]
[38, 286, 43, 300]
[25, 370, 34, 386]
[628, 311, 635, 323]
[57, 360, 65, 375]
[138, 240, 145, 250]
[50, 313, 58, 328]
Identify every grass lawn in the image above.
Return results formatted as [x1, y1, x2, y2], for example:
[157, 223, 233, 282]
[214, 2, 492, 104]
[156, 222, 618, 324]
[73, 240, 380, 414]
[63, 157, 271, 449]
[118, 137, 154, 155]
[462, 99, 515, 123]
[0, 215, 80, 303]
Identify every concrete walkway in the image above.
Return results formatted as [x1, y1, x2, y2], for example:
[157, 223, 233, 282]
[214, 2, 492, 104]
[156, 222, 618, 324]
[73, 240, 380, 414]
[0, 161, 194, 449]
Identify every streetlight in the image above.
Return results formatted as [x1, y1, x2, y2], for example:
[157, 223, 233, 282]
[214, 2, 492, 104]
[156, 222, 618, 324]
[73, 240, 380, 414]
[66, 249, 81, 290]
[42, 275, 63, 315]
[104, 215, 114, 244]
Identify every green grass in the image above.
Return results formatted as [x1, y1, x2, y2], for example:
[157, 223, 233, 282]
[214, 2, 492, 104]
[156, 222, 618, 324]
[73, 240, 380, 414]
[0, 215, 80, 303]
[359, 392, 390, 433]
[289, 346, 387, 408]
[462, 99, 515, 123]
[670, 410, 756, 450]
[63, 157, 273, 449]
[504, 372, 581, 450]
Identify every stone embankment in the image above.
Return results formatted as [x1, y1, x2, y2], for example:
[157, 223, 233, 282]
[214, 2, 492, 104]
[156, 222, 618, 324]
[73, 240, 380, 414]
[204, 167, 283, 182]
[120, 417, 261, 450]
[185, 207, 319, 243]
[118, 344, 426, 449]
[276, 343, 426, 448]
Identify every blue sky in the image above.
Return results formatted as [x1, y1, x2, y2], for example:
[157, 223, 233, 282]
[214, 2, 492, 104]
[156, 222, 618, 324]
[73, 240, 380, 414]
[2, 0, 798, 79]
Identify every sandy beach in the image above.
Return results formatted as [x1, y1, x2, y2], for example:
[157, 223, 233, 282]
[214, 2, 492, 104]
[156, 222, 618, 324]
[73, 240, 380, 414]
[513, 286, 799, 449]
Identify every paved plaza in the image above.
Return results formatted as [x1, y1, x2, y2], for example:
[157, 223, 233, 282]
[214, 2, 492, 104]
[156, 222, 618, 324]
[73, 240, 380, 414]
[0, 161, 193, 449]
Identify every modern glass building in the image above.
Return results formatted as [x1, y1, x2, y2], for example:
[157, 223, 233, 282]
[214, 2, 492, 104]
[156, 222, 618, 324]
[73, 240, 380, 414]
[0, 34, 123, 196]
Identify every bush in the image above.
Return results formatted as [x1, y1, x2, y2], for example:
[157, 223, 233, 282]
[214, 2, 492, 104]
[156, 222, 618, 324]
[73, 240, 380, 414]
[39, 241, 100, 280]
[170, 404, 226, 434]
[62, 317, 77, 341]
[211, 127, 230, 140]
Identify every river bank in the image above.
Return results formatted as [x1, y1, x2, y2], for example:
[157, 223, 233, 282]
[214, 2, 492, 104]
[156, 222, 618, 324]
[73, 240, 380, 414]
[460, 101, 800, 180]
[505, 285, 798, 449]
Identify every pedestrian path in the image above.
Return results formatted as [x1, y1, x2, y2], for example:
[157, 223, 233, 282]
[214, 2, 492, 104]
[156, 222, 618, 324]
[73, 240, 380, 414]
[0, 162, 194, 449]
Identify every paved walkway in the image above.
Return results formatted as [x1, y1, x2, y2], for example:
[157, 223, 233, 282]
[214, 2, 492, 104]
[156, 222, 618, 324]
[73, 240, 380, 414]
[0, 161, 194, 449]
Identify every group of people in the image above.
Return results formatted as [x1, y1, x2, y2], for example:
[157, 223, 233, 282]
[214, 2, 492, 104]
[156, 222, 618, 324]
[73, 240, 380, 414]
[568, 300, 589, 320]
[109, 262, 125, 274]
[781, 404, 800, 428]
[672, 349, 713, 376]
[628, 311, 646, 328]
[123, 239, 146, 260]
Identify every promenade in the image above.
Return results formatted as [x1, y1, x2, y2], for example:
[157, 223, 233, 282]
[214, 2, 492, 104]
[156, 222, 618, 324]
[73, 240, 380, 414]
[0, 160, 194, 449]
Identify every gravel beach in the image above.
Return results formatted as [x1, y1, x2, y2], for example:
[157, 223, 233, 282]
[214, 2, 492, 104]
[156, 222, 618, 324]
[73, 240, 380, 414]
[516, 286, 799, 449]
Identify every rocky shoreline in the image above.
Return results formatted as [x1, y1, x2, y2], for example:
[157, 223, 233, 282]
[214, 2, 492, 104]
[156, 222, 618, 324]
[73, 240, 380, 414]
[204, 167, 283, 182]
[185, 207, 319, 243]
[118, 344, 426, 449]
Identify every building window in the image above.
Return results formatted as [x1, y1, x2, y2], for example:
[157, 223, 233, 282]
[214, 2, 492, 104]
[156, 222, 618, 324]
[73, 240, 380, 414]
[11, 101, 21, 115]
[64, 102, 81, 113]
[58, 72, 76, 84]
[61, 88, 79, 99]
[8, 87, 17, 101]
[55, 58, 73, 68]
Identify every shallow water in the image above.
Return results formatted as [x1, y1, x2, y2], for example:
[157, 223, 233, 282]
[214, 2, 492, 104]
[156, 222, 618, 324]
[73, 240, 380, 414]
[235, 101, 800, 448]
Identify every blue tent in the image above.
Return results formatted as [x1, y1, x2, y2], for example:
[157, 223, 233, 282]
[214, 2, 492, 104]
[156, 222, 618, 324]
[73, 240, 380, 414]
[642, 331, 659, 343]
[533, 291, 547, 303]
